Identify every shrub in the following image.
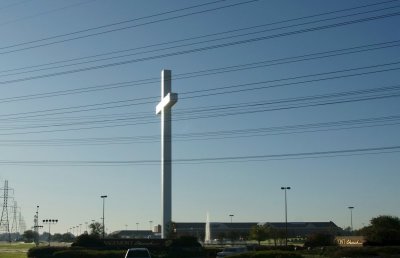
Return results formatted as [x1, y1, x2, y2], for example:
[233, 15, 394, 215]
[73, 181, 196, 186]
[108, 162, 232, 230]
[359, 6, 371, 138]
[71, 234, 105, 248]
[53, 249, 124, 258]
[304, 232, 337, 247]
[364, 215, 400, 246]
[27, 246, 69, 258]
[231, 250, 303, 258]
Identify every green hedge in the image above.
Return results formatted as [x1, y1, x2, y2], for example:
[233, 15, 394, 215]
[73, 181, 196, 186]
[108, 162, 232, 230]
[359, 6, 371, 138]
[53, 249, 125, 258]
[331, 246, 400, 257]
[28, 246, 69, 258]
[229, 251, 303, 258]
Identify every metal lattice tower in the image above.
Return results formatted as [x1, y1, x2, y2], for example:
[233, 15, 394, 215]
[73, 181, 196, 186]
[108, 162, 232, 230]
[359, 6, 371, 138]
[18, 211, 26, 234]
[0, 180, 14, 242]
[11, 201, 18, 235]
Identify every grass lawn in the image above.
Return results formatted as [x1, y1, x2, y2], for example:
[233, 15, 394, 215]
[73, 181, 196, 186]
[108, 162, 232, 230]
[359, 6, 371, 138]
[0, 242, 33, 258]
[0, 253, 26, 258]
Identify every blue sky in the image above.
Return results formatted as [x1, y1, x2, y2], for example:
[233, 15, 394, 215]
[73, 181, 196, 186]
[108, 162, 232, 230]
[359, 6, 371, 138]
[0, 0, 399, 235]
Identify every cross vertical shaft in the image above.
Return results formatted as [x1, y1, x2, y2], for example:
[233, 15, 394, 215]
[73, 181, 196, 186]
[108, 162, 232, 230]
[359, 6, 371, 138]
[156, 70, 177, 239]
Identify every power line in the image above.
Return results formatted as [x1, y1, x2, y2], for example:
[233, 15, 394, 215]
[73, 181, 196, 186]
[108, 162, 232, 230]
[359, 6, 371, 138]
[0, 83, 398, 135]
[1, 114, 398, 146]
[0, 0, 97, 28]
[0, 39, 399, 104]
[2, 3, 399, 77]
[0, 0, 258, 53]
[0, 145, 397, 166]
[0, 11, 399, 86]
[0, 0, 397, 56]
[0, 61, 398, 123]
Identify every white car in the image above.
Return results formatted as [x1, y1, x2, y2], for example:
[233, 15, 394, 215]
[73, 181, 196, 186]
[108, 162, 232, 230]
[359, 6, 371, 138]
[124, 248, 151, 258]
[216, 246, 248, 257]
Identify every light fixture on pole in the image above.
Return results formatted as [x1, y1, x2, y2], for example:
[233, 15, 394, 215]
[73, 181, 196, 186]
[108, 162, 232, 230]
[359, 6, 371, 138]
[229, 214, 234, 224]
[281, 186, 291, 246]
[101, 195, 107, 238]
[42, 219, 58, 246]
[33, 206, 42, 247]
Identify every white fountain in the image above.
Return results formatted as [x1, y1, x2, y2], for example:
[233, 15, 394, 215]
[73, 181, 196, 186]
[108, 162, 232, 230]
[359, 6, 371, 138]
[205, 212, 211, 244]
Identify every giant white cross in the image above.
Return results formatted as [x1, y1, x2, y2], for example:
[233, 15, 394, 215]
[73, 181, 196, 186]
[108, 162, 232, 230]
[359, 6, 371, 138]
[156, 70, 177, 239]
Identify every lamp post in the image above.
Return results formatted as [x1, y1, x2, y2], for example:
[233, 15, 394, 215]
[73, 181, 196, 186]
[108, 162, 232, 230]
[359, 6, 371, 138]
[136, 222, 139, 231]
[348, 206, 354, 231]
[101, 195, 107, 238]
[229, 214, 234, 224]
[33, 205, 41, 247]
[42, 219, 58, 246]
[149, 220, 153, 231]
[281, 186, 291, 246]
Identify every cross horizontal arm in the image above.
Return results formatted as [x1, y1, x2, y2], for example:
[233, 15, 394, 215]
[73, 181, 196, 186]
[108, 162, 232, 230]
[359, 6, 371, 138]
[156, 92, 178, 114]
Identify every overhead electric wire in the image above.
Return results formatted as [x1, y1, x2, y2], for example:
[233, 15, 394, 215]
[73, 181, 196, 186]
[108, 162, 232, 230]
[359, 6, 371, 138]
[0, 145, 398, 166]
[0, 0, 396, 55]
[2, 3, 400, 78]
[1, 10, 400, 86]
[0, 0, 259, 54]
[180, 61, 400, 97]
[0, 60, 398, 123]
[0, 39, 399, 105]
[1, 114, 399, 146]
[0, 83, 398, 134]
[0, 0, 97, 28]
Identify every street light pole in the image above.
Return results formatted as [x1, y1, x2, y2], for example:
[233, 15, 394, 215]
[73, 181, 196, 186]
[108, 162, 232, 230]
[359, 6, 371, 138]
[101, 195, 107, 239]
[229, 214, 234, 224]
[348, 206, 354, 231]
[42, 219, 58, 246]
[281, 186, 291, 246]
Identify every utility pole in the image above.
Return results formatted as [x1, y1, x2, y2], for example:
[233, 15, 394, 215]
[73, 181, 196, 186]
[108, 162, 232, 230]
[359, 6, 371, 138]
[281, 186, 291, 246]
[33, 206, 42, 246]
[101, 195, 107, 238]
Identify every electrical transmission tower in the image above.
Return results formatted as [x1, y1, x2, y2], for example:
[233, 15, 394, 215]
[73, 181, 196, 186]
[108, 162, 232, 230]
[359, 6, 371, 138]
[18, 210, 26, 234]
[11, 201, 19, 235]
[0, 180, 14, 242]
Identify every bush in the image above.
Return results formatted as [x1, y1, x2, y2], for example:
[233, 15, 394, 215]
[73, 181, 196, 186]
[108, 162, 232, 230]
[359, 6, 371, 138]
[322, 246, 400, 257]
[304, 232, 337, 247]
[27, 246, 69, 258]
[332, 247, 379, 257]
[53, 249, 124, 258]
[364, 215, 400, 246]
[230, 250, 303, 258]
[71, 234, 105, 248]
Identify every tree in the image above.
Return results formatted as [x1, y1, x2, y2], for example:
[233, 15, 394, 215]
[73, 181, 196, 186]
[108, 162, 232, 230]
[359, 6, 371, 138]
[250, 224, 270, 245]
[22, 230, 37, 243]
[72, 233, 104, 247]
[269, 227, 285, 246]
[165, 221, 177, 239]
[364, 215, 400, 246]
[89, 221, 103, 237]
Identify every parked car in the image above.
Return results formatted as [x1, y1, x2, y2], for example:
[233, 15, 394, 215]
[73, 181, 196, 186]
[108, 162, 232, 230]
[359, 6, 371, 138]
[124, 248, 151, 258]
[216, 246, 248, 257]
